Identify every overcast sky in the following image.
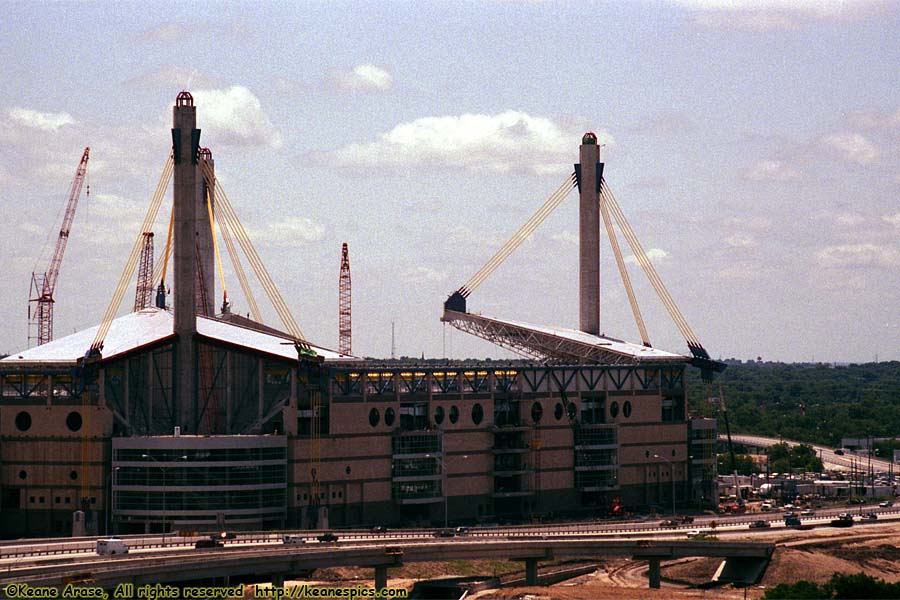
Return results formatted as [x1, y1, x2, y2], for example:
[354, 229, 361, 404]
[1, 0, 898, 364]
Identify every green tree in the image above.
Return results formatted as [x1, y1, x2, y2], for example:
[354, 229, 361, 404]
[823, 572, 900, 599]
[763, 580, 826, 599]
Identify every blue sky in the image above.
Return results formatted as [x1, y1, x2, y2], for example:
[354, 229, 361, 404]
[1, 0, 898, 363]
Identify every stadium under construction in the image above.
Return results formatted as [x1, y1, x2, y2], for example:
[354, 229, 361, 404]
[0, 93, 721, 537]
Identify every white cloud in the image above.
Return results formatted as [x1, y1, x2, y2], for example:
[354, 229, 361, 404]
[816, 243, 900, 267]
[727, 234, 756, 248]
[323, 111, 610, 174]
[669, 0, 893, 31]
[402, 266, 447, 282]
[124, 66, 222, 90]
[625, 248, 669, 264]
[631, 112, 695, 136]
[882, 214, 900, 227]
[743, 159, 802, 182]
[551, 231, 579, 245]
[822, 132, 879, 165]
[8, 107, 75, 131]
[192, 86, 283, 149]
[249, 216, 325, 247]
[138, 22, 190, 42]
[330, 64, 393, 92]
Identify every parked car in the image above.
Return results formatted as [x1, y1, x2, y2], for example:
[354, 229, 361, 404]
[749, 520, 771, 529]
[800, 509, 816, 517]
[879, 500, 894, 507]
[195, 538, 224, 549]
[317, 532, 339, 543]
[455, 526, 470, 535]
[861, 513, 878, 521]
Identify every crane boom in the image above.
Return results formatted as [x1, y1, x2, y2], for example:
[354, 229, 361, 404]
[29, 146, 90, 346]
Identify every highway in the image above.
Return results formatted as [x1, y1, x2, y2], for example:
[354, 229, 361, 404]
[4, 503, 899, 590]
[721, 433, 897, 472]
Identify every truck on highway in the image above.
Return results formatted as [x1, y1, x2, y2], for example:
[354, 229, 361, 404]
[96, 538, 129, 555]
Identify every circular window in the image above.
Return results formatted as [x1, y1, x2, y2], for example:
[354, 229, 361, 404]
[368, 408, 380, 427]
[531, 402, 543, 423]
[672, 449, 677, 457]
[435, 406, 445, 425]
[554, 403, 564, 420]
[66, 411, 82, 432]
[18, 470, 27, 480]
[69, 471, 78, 481]
[345, 466, 351, 475]
[623, 401, 632, 418]
[384, 407, 396, 427]
[472, 403, 484, 425]
[15, 411, 32, 432]
[449, 405, 460, 424]
[566, 403, 577, 420]
[645, 450, 650, 458]
[610, 401, 619, 418]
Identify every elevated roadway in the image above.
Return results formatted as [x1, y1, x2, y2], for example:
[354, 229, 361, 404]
[720, 433, 896, 472]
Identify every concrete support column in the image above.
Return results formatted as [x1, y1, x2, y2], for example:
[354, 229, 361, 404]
[374, 565, 387, 591]
[525, 559, 538, 586]
[172, 92, 200, 433]
[578, 137, 603, 335]
[648, 557, 661, 589]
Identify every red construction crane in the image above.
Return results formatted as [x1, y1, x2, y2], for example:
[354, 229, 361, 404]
[339, 242, 352, 355]
[29, 147, 90, 346]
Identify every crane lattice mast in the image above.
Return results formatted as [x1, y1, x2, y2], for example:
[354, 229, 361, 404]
[339, 242, 352, 355]
[133, 232, 155, 311]
[29, 147, 90, 346]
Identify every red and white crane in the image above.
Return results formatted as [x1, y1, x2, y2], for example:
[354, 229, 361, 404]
[29, 147, 90, 346]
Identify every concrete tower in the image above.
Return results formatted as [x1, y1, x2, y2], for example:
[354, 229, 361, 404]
[577, 133, 604, 335]
[172, 91, 201, 432]
[198, 148, 216, 317]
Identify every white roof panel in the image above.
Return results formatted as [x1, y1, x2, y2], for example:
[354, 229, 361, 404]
[1, 308, 357, 366]
[480, 313, 685, 360]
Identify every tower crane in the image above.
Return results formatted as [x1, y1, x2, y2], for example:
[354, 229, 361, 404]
[29, 147, 90, 346]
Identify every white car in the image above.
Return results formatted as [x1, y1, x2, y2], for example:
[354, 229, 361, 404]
[685, 529, 711, 539]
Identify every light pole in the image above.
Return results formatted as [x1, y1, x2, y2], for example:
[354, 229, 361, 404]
[142, 454, 187, 541]
[105, 466, 120, 536]
[653, 454, 676, 518]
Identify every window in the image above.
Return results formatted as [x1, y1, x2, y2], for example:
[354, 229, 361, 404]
[609, 401, 619, 419]
[368, 408, 380, 427]
[554, 403, 564, 421]
[434, 406, 445, 425]
[70, 471, 78, 481]
[472, 403, 484, 425]
[66, 411, 83, 432]
[15, 411, 31, 432]
[384, 407, 396, 427]
[623, 401, 632, 418]
[449, 406, 460, 424]
[531, 402, 543, 423]
[18, 470, 26, 480]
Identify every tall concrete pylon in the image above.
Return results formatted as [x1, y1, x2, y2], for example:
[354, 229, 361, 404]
[172, 91, 201, 432]
[578, 133, 604, 335]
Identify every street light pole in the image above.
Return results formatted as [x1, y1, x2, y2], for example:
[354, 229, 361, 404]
[142, 454, 187, 542]
[654, 454, 676, 517]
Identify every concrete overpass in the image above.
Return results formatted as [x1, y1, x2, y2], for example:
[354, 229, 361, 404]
[720, 433, 896, 472]
[4, 538, 774, 595]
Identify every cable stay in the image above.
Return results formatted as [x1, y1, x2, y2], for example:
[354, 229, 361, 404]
[201, 163, 316, 358]
[88, 153, 174, 357]
[599, 188, 650, 347]
[214, 201, 263, 323]
[599, 179, 725, 379]
[444, 173, 577, 313]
